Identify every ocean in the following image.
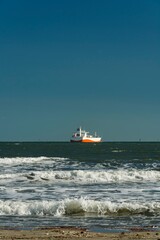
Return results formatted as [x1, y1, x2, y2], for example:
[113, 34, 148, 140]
[0, 142, 160, 232]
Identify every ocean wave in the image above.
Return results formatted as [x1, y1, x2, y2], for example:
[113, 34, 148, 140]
[0, 169, 159, 183]
[0, 157, 68, 166]
[23, 169, 160, 183]
[0, 198, 159, 216]
[111, 149, 125, 153]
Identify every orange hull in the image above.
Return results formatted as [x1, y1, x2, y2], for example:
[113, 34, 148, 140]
[81, 139, 100, 142]
[70, 139, 101, 143]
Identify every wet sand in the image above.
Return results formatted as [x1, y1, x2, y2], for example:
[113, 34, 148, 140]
[0, 227, 159, 240]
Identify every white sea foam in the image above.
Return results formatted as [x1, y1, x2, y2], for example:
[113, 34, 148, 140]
[0, 169, 159, 184]
[0, 173, 20, 180]
[111, 149, 125, 153]
[0, 157, 68, 166]
[24, 169, 160, 183]
[0, 198, 159, 216]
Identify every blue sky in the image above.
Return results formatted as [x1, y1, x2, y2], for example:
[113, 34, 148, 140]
[0, 0, 160, 141]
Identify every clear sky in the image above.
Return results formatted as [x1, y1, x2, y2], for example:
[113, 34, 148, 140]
[0, 0, 160, 141]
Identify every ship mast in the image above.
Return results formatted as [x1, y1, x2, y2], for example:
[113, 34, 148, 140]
[79, 127, 82, 137]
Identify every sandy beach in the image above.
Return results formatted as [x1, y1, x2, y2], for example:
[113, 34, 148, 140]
[0, 227, 159, 240]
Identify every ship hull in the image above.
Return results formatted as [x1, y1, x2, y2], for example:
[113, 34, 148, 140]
[70, 137, 101, 143]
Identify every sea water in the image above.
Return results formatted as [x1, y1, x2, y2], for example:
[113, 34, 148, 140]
[0, 142, 160, 231]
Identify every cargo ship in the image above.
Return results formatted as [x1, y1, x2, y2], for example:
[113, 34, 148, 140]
[70, 127, 102, 143]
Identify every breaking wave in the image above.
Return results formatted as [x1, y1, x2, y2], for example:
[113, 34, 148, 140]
[0, 169, 160, 183]
[24, 169, 160, 183]
[0, 157, 68, 166]
[0, 198, 159, 216]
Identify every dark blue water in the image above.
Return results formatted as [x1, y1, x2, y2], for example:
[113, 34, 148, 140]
[0, 142, 160, 231]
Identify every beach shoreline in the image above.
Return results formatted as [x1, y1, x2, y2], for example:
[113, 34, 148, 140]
[0, 226, 159, 240]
